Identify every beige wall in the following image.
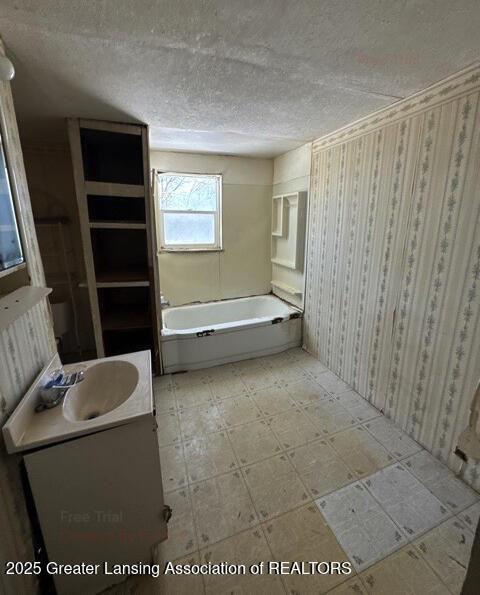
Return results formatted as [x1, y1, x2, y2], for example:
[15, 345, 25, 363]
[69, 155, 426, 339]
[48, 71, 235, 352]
[150, 151, 273, 306]
[304, 64, 480, 491]
[272, 143, 312, 309]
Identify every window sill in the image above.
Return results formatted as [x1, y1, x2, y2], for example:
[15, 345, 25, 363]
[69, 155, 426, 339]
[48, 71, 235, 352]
[160, 248, 224, 254]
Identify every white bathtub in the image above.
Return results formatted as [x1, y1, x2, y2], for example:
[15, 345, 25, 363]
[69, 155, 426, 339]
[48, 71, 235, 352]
[161, 294, 302, 372]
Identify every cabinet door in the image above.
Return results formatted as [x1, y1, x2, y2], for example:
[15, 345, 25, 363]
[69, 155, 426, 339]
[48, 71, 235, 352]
[25, 417, 167, 595]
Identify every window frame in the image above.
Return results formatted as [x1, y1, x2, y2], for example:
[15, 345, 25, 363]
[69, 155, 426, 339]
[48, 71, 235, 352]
[157, 171, 223, 252]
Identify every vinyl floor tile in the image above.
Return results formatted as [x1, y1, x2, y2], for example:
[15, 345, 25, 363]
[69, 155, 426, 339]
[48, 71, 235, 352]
[184, 432, 237, 483]
[316, 482, 406, 571]
[210, 375, 248, 400]
[335, 390, 381, 423]
[329, 427, 394, 478]
[286, 378, 331, 406]
[414, 517, 474, 594]
[360, 546, 450, 594]
[190, 470, 258, 546]
[178, 403, 224, 440]
[243, 454, 310, 520]
[458, 501, 480, 533]
[264, 503, 353, 593]
[228, 419, 282, 465]
[160, 443, 188, 493]
[363, 464, 450, 538]
[316, 371, 351, 395]
[327, 577, 368, 594]
[106, 552, 205, 595]
[287, 439, 357, 498]
[364, 417, 421, 459]
[154, 385, 177, 413]
[251, 385, 297, 416]
[241, 368, 278, 392]
[266, 407, 322, 449]
[297, 356, 329, 379]
[200, 528, 283, 594]
[175, 382, 214, 409]
[157, 411, 181, 447]
[403, 451, 479, 512]
[155, 487, 197, 561]
[304, 398, 358, 435]
[217, 393, 263, 427]
[150, 350, 478, 595]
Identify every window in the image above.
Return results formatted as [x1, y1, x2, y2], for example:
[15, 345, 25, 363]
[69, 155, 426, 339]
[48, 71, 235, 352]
[0, 130, 23, 275]
[157, 172, 222, 250]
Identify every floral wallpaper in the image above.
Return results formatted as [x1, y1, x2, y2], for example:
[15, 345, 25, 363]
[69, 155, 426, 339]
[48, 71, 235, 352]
[305, 64, 480, 491]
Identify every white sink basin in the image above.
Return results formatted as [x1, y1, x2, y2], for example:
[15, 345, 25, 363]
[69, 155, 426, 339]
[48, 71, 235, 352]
[2, 351, 153, 453]
[63, 360, 139, 422]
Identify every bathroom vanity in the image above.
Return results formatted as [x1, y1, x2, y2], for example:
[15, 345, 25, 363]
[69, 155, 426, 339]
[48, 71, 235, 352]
[2, 350, 168, 595]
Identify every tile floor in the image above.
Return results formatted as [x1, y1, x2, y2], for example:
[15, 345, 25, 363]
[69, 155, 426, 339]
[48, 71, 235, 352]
[107, 348, 479, 594]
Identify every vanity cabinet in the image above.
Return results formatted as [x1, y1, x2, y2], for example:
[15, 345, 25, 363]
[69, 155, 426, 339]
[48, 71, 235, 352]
[24, 414, 167, 595]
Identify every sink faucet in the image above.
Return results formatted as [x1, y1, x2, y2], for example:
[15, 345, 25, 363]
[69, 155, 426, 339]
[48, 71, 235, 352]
[36, 369, 85, 412]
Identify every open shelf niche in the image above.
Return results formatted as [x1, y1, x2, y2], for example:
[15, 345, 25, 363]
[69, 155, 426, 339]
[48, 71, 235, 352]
[68, 118, 161, 371]
[270, 192, 307, 270]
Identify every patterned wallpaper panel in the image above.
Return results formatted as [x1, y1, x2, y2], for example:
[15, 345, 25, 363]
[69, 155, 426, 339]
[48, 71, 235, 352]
[0, 41, 56, 594]
[0, 300, 55, 595]
[305, 65, 480, 491]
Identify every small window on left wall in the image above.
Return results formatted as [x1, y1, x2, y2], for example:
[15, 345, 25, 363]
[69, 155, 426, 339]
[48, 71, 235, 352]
[0, 128, 24, 276]
[157, 172, 222, 251]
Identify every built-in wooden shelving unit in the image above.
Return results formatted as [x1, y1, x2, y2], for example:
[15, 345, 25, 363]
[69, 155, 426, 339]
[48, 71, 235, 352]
[68, 118, 161, 371]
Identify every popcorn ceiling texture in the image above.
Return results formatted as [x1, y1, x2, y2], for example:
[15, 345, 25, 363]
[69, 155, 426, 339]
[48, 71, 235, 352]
[2, 0, 480, 156]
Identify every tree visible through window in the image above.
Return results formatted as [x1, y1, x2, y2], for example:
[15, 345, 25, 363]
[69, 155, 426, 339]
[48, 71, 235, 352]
[157, 173, 222, 250]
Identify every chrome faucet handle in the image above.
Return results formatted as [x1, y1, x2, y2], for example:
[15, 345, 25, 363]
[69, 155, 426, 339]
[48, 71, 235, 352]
[48, 369, 85, 389]
[36, 369, 85, 412]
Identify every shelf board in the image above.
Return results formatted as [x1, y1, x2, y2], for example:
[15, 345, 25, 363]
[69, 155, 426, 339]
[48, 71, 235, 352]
[34, 217, 70, 227]
[271, 257, 297, 269]
[101, 307, 151, 331]
[96, 280, 150, 288]
[95, 270, 150, 288]
[85, 181, 145, 198]
[89, 221, 147, 230]
[271, 195, 286, 237]
[271, 281, 303, 297]
[0, 286, 52, 330]
[79, 119, 143, 136]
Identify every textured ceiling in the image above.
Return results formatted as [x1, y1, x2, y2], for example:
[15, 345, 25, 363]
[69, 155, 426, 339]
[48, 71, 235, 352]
[1, 1, 480, 157]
